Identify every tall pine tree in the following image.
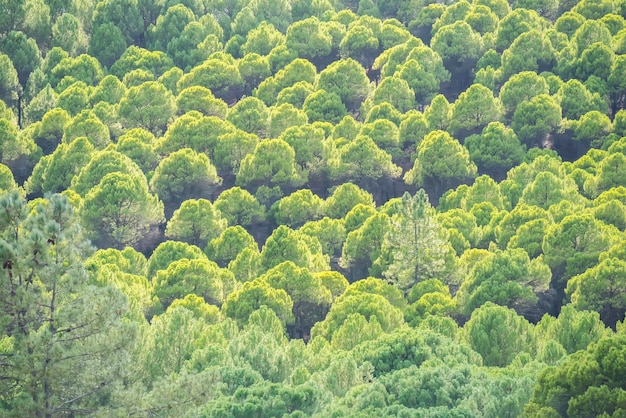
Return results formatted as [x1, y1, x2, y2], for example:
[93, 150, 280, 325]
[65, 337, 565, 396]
[375, 190, 458, 293]
[0, 191, 136, 416]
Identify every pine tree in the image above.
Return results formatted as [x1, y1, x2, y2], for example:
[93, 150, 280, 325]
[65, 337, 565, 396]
[0, 191, 136, 416]
[377, 190, 457, 293]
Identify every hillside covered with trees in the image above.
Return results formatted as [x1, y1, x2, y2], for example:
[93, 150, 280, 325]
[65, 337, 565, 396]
[2, 0, 626, 415]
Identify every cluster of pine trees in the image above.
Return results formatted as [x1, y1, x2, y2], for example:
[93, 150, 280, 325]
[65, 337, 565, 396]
[1, 0, 626, 415]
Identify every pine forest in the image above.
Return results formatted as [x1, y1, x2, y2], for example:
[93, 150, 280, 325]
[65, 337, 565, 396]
[1, 0, 626, 416]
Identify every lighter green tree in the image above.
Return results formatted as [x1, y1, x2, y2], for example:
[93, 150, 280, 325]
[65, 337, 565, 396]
[222, 279, 294, 326]
[567, 257, 626, 327]
[206, 226, 257, 268]
[165, 198, 228, 248]
[81, 172, 164, 249]
[152, 257, 230, 309]
[150, 148, 222, 217]
[140, 305, 211, 384]
[404, 130, 477, 197]
[449, 83, 502, 138]
[463, 302, 536, 367]
[118, 81, 177, 135]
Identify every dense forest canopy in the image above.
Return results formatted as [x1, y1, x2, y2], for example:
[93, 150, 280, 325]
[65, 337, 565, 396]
[2, 0, 626, 416]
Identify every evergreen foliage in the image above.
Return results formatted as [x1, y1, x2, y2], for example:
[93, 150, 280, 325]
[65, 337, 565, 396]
[1, 1, 626, 414]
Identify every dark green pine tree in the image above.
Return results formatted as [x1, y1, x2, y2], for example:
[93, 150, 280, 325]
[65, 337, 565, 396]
[0, 191, 136, 416]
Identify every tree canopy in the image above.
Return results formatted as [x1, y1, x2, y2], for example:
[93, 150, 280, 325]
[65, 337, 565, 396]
[1, 0, 626, 415]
